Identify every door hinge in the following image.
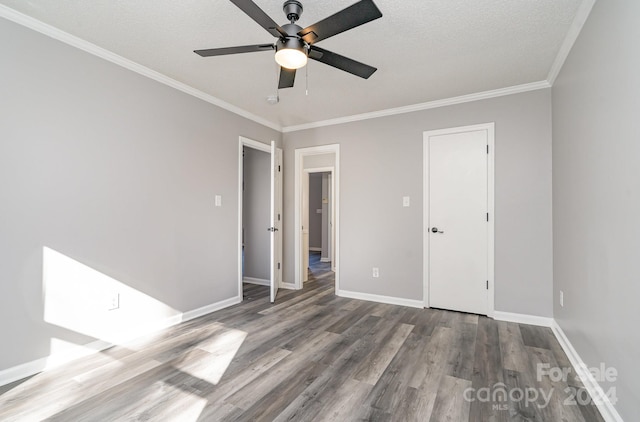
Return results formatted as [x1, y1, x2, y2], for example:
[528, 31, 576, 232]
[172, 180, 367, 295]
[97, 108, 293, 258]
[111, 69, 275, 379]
[278, 165, 281, 172]
[278, 213, 281, 221]
[486, 280, 489, 290]
[486, 212, 489, 222]
[278, 262, 281, 270]
[487, 145, 489, 154]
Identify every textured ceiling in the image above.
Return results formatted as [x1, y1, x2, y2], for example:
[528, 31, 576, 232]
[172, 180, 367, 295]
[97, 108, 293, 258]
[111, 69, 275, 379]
[2, 0, 585, 129]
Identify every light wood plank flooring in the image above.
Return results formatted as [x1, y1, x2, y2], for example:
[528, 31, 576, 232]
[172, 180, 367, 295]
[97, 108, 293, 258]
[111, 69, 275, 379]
[0, 253, 604, 421]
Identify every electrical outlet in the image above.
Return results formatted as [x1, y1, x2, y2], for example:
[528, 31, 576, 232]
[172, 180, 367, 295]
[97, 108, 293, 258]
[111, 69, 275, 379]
[108, 292, 120, 311]
[372, 267, 379, 278]
[559, 290, 564, 307]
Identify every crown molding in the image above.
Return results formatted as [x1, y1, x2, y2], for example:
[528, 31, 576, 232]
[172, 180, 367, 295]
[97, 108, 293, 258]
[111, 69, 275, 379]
[282, 80, 551, 133]
[0, 5, 282, 132]
[3, 0, 596, 135]
[547, 0, 597, 85]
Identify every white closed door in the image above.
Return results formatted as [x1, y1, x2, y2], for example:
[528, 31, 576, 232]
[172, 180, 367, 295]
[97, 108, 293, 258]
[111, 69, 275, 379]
[269, 141, 283, 303]
[427, 128, 489, 315]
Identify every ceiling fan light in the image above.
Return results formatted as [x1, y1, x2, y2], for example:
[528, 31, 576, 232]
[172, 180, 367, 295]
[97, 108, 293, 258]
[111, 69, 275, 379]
[276, 39, 307, 69]
[275, 47, 308, 70]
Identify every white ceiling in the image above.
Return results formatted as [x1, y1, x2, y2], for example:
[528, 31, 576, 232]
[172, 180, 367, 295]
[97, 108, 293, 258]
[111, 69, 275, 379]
[2, 0, 588, 130]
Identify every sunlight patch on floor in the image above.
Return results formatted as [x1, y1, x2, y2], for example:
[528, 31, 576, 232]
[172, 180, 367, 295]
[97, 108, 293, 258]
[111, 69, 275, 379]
[174, 328, 248, 386]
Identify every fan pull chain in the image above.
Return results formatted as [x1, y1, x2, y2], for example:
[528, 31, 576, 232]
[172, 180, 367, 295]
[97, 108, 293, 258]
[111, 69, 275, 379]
[305, 63, 309, 96]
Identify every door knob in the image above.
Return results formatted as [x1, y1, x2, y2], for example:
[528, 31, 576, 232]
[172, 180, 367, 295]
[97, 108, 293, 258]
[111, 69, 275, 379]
[431, 227, 444, 233]
[268, 227, 279, 232]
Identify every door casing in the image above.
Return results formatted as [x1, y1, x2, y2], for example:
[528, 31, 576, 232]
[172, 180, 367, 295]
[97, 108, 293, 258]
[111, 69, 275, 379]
[422, 123, 495, 317]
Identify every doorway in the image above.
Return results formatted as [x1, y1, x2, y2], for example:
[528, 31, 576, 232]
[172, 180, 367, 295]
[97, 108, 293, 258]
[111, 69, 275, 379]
[237, 137, 283, 303]
[294, 144, 340, 291]
[305, 170, 334, 282]
[241, 146, 270, 287]
[423, 123, 495, 316]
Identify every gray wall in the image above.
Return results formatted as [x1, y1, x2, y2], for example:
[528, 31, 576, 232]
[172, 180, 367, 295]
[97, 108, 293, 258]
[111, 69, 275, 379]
[283, 89, 553, 316]
[242, 147, 270, 280]
[0, 18, 280, 371]
[552, 1, 640, 419]
[308, 173, 323, 250]
[304, 153, 335, 170]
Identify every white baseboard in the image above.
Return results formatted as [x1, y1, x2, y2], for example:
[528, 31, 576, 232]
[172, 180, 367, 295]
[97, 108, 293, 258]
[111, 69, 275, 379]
[279, 282, 297, 290]
[551, 321, 623, 422]
[309, 247, 322, 252]
[493, 311, 554, 327]
[242, 277, 269, 286]
[181, 296, 241, 322]
[0, 295, 241, 388]
[0, 338, 113, 388]
[336, 289, 423, 308]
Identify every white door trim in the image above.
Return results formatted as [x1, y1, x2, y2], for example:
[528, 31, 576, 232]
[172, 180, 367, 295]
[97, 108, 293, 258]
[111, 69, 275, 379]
[422, 123, 495, 317]
[294, 145, 340, 291]
[238, 136, 272, 301]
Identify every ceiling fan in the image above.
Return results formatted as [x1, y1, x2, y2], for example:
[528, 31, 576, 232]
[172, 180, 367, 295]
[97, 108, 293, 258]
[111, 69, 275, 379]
[194, 0, 383, 89]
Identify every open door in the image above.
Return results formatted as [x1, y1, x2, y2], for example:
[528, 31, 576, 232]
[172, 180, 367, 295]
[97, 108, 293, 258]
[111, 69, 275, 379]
[269, 141, 283, 303]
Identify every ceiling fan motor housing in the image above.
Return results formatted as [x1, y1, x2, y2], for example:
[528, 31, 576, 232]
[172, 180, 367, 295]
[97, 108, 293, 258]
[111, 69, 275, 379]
[280, 23, 303, 38]
[276, 30, 306, 54]
[277, 23, 307, 55]
[283, 0, 303, 23]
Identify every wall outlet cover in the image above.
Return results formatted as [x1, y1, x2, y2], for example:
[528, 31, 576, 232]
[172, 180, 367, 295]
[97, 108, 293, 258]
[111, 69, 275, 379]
[108, 293, 120, 311]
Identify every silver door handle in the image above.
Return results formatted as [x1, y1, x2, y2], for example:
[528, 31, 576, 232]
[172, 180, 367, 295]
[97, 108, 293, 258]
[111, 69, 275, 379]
[431, 227, 444, 233]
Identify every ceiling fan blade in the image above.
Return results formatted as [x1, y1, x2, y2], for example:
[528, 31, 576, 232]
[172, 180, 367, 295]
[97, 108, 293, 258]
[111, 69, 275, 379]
[308, 48, 324, 60]
[194, 44, 274, 57]
[278, 67, 296, 89]
[229, 0, 287, 38]
[309, 46, 377, 79]
[298, 0, 382, 44]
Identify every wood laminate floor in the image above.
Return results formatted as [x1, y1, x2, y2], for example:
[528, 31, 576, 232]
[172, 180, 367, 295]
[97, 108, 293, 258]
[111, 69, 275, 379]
[0, 253, 604, 421]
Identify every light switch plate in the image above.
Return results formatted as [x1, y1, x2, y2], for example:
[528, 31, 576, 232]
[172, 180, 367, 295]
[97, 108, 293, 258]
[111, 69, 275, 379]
[215, 195, 222, 207]
[403, 196, 410, 207]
